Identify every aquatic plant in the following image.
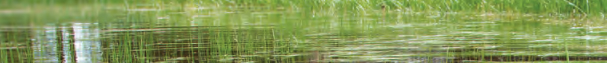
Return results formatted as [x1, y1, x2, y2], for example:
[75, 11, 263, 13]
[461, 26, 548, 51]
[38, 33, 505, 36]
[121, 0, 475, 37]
[3, 0, 607, 63]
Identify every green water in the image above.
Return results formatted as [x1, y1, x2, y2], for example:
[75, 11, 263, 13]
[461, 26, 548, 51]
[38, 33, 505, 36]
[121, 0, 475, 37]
[3, 0, 607, 63]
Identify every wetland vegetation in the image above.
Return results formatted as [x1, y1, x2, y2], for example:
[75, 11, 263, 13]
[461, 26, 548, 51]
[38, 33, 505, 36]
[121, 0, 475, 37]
[3, 0, 607, 63]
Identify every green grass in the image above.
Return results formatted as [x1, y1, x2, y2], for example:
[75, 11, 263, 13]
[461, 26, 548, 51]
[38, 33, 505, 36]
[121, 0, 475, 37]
[2, 0, 607, 25]
[3, 0, 607, 63]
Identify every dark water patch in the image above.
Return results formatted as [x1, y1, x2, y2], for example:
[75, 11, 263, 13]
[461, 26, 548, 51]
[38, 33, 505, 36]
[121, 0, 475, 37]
[456, 55, 607, 62]
[0, 28, 34, 63]
[0, 48, 34, 63]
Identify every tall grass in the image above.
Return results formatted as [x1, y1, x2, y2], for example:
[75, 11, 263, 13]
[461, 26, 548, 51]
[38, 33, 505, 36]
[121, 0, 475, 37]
[2, 0, 607, 63]
[2, 0, 606, 26]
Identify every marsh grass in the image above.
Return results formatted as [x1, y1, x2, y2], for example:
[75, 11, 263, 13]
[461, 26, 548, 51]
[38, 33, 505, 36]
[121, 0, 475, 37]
[3, 0, 607, 63]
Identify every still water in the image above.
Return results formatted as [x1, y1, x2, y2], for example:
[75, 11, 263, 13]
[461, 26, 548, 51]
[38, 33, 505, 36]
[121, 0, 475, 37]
[2, 4, 607, 63]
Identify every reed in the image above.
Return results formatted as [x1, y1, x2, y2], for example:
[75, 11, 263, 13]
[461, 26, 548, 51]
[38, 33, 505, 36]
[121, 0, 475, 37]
[2, 0, 607, 63]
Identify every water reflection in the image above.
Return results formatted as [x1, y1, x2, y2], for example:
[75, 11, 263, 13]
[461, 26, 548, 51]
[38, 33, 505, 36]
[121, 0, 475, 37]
[32, 27, 60, 63]
[72, 23, 103, 63]
[3, 6, 607, 63]
[29, 23, 103, 63]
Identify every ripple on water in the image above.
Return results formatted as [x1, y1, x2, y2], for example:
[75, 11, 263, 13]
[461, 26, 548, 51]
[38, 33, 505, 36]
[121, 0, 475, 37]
[127, 8, 160, 11]
[569, 35, 603, 40]
[530, 39, 556, 43]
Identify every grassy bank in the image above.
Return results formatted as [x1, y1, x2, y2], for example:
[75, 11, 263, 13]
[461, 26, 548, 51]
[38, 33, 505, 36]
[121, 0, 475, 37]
[2, 0, 607, 25]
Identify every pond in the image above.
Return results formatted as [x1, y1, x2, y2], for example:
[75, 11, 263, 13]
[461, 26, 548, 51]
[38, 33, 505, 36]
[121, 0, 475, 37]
[2, 0, 607, 63]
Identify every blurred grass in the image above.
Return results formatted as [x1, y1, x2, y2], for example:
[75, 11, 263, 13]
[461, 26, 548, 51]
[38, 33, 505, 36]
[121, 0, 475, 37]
[2, 0, 606, 25]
